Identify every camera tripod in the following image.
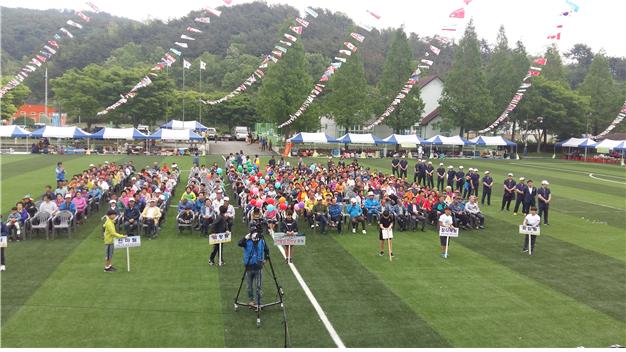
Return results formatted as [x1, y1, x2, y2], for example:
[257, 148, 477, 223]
[234, 251, 290, 347]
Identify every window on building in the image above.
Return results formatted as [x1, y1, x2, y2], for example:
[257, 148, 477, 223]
[348, 125, 364, 134]
[30, 112, 36, 116]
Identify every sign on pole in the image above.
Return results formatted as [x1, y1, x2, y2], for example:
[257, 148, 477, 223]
[518, 225, 540, 236]
[209, 232, 232, 245]
[0, 236, 7, 248]
[439, 226, 459, 238]
[114, 236, 141, 272]
[272, 232, 306, 246]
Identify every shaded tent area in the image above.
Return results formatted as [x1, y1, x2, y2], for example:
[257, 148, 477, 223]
[469, 136, 517, 159]
[160, 120, 208, 131]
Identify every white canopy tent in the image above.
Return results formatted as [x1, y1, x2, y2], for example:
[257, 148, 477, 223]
[30, 126, 91, 139]
[337, 133, 384, 145]
[90, 128, 149, 140]
[594, 139, 624, 150]
[148, 128, 204, 141]
[0, 125, 31, 138]
[288, 132, 338, 144]
[160, 120, 208, 131]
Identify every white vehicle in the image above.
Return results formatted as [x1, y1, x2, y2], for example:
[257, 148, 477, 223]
[205, 127, 217, 140]
[233, 126, 249, 141]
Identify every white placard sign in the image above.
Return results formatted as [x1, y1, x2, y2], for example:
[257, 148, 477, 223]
[272, 232, 306, 246]
[439, 226, 459, 237]
[209, 232, 232, 245]
[113, 236, 141, 249]
[519, 225, 540, 236]
[0, 236, 7, 248]
[381, 228, 393, 240]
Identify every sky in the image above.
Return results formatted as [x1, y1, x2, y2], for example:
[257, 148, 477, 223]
[1, 0, 624, 57]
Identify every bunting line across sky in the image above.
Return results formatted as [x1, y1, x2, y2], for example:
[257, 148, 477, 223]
[591, 100, 626, 139]
[0, 2, 98, 99]
[96, 1, 230, 116]
[277, 9, 380, 129]
[364, 0, 473, 131]
[203, 7, 319, 106]
[477, 0, 580, 134]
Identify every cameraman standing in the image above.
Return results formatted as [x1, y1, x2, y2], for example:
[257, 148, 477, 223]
[239, 231, 269, 309]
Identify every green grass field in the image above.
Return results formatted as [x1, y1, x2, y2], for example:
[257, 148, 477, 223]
[1, 154, 624, 347]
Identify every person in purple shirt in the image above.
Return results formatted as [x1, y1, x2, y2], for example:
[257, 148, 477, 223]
[513, 177, 526, 215]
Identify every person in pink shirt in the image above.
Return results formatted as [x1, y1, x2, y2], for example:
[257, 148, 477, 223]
[72, 191, 88, 223]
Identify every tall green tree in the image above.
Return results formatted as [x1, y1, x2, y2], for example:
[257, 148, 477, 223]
[439, 20, 495, 136]
[508, 40, 531, 141]
[321, 51, 371, 135]
[377, 28, 425, 133]
[578, 53, 623, 135]
[0, 78, 31, 122]
[542, 45, 567, 84]
[256, 24, 313, 137]
[486, 26, 518, 113]
[565, 44, 594, 88]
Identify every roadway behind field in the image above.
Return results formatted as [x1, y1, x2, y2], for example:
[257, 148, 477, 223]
[208, 141, 274, 156]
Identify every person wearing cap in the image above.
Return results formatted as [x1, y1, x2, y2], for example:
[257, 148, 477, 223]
[501, 173, 516, 211]
[465, 195, 485, 229]
[537, 180, 551, 225]
[141, 198, 162, 239]
[59, 194, 77, 215]
[426, 161, 435, 189]
[399, 155, 408, 179]
[391, 155, 400, 177]
[522, 179, 537, 215]
[107, 199, 120, 217]
[481, 171, 494, 206]
[103, 209, 127, 272]
[364, 191, 381, 224]
[446, 166, 456, 189]
[462, 171, 472, 200]
[470, 168, 480, 197]
[455, 166, 465, 192]
[414, 159, 425, 185]
[513, 177, 527, 215]
[123, 199, 141, 236]
[436, 163, 446, 191]
[346, 198, 367, 234]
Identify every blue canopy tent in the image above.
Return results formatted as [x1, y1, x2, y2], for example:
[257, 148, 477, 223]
[336, 133, 385, 145]
[161, 120, 208, 131]
[381, 134, 428, 145]
[554, 137, 597, 160]
[0, 125, 31, 138]
[90, 127, 149, 140]
[469, 136, 517, 159]
[288, 132, 338, 144]
[425, 135, 473, 158]
[148, 128, 204, 141]
[30, 126, 91, 139]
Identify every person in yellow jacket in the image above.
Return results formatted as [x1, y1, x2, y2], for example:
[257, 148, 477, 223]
[103, 209, 127, 272]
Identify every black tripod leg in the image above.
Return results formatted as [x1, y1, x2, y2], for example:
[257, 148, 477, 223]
[267, 257, 290, 346]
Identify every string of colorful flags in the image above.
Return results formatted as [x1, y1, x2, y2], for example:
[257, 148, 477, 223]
[591, 100, 626, 139]
[0, 2, 99, 99]
[202, 7, 319, 106]
[277, 10, 380, 129]
[478, 0, 580, 134]
[96, 3, 229, 116]
[364, 0, 473, 131]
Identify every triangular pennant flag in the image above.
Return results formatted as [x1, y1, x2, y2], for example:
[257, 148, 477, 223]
[284, 33, 298, 42]
[181, 34, 195, 41]
[275, 45, 288, 53]
[66, 20, 83, 29]
[421, 59, 434, 66]
[441, 24, 457, 31]
[430, 45, 441, 55]
[279, 40, 293, 47]
[533, 57, 547, 65]
[43, 45, 57, 55]
[305, 7, 319, 18]
[344, 42, 358, 52]
[295, 18, 309, 28]
[272, 50, 283, 58]
[195, 17, 211, 24]
[528, 70, 541, 76]
[449, 8, 465, 18]
[339, 49, 352, 56]
[175, 42, 188, 48]
[350, 33, 365, 43]
[48, 40, 59, 48]
[205, 7, 222, 16]
[334, 57, 347, 63]
[290, 26, 303, 35]
[200, 61, 206, 70]
[75, 11, 91, 22]
[366, 10, 381, 19]
[169, 48, 182, 56]
[187, 26, 202, 33]
[86, 2, 100, 13]
[59, 27, 74, 38]
[358, 22, 373, 32]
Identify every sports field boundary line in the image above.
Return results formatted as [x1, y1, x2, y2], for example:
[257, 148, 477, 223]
[275, 245, 346, 348]
[589, 173, 626, 185]
[511, 162, 626, 179]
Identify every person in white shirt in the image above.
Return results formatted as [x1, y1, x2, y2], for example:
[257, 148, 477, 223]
[141, 199, 162, 239]
[223, 197, 235, 231]
[438, 207, 455, 259]
[522, 206, 541, 254]
[464, 196, 485, 229]
[212, 189, 225, 211]
[39, 195, 59, 216]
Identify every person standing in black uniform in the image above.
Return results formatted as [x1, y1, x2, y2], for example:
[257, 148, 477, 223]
[537, 180, 551, 225]
[391, 156, 400, 177]
[413, 160, 421, 183]
[481, 171, 493, 206]
[280, 210, 299, 263]
[471, 168, 480, 197]
[501, 173, 516, 211]
[418, 160, 427, 186]
[513, 177, 526, 215]
[426, 161, 435, 189]
[436, 163, 446, 192]
[446, 166, 455, 189]
[455, 166, 465, 192]
[209, 205, 229, 266]
[522, 179, 537, 215]
[399, 155, 408, 179]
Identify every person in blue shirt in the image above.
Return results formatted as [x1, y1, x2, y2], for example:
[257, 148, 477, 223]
[481, 171, 494, 206]
[363, 191, 381, 224]
[446, 166, 456, 188]
[123, 199, 141, 236]
[238, 231, 269, 309]
[59, 194, 77, 215]
[88, 187, 102, 201]
[471, 168, 480, 197]
[513, 177, 527, 215]
[328, 198, 343, 233]
[178, 198, 193, 213]
[455, 166, 465, 192]
[346, 198, 366, 234]
[55, 162, 65, 182]
[501, 173, 516, 211]
[537, 180, 552, 225]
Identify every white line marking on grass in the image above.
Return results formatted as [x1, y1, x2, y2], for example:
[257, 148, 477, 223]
[275, 244, 346, 348]
[589, 173, 626, 185]
[511, 162, 626, 180]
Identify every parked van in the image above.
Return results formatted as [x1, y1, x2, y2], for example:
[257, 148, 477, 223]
[233, 126, 249, 141]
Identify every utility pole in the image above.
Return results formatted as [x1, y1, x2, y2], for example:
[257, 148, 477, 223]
[44, 64, 48, 121]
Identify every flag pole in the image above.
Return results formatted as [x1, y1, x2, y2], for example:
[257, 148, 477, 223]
[182, 60, 186, 122]
[199, 64, 202, 125]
